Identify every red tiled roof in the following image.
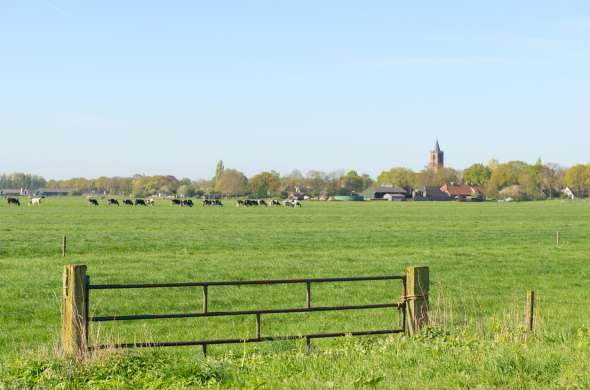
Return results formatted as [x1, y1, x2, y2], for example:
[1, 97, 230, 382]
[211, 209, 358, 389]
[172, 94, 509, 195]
[440, 184, 482, 197]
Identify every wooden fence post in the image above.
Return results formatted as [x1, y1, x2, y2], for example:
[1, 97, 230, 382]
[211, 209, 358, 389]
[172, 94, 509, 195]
[405, 266, 429, 336]
[526, 290, 535, 332]
[63, 264, 88, 356]
[62, 235, 67, 257]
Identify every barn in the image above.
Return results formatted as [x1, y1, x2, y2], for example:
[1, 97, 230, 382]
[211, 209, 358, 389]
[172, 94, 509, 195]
[371, 186, 410, 200]
[412, 187, 451, 201]
[38, 188, 71, 197]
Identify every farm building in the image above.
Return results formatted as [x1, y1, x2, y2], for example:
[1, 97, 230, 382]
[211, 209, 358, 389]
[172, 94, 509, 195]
[562, 187, 576, 200]
[0, 188, 29, 196]
[562, 186, 587, 199]
[371, 186, 410, 200]
[440, 183, 484, 201]
[412, 187, 451, 201]
[38, 188, 71, 196]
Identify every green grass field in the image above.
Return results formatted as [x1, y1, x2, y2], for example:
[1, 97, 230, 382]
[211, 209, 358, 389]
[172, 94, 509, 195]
[1, 197, 590, 388]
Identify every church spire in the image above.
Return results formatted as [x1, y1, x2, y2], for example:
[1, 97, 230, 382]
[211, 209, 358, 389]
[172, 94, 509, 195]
[429, 139, 444, 172]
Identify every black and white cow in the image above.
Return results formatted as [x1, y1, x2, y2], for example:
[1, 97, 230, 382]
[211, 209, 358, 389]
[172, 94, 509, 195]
[88, 198, 99, 206]
[7, 197, 20, 206]
[135, 199, 147, 206]
[123, 199, 134, 206]
[182, 199, 194, 207]
[107, 198, 120, 206]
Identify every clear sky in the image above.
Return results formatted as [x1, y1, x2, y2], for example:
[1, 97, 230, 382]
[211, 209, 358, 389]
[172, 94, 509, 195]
[1, 1, 589, 179]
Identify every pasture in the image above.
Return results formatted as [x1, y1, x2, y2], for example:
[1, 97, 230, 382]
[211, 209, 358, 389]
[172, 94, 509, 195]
[1, 197, 590, 387]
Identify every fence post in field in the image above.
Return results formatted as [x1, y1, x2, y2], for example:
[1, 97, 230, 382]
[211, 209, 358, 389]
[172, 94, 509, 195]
[526, 290, 535, 332]
[405, 266, 429, 336]
[62, 235, 67, 257]
[63, 264, 88, 356]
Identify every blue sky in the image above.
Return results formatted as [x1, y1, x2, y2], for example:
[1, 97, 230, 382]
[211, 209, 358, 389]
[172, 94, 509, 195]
[1, 1, 589, 179]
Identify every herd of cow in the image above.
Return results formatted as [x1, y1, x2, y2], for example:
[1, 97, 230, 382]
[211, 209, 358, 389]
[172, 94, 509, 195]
[86, 198, 216, 207]
[5, 196, 302, 208]
[236, 199, 302, 207]
[6, 196, 43, 206]
[88, 198, 157, 206]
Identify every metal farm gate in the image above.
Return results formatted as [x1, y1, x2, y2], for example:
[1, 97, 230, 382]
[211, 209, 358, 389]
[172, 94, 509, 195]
[62, 264, 429, 356]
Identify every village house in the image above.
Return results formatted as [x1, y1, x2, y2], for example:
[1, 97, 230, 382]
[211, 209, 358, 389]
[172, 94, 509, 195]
[440, 183, 484, 201]
[562, 187, 576, 200]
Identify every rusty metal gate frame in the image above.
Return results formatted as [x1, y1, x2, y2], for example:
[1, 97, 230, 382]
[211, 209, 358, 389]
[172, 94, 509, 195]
[86, 274, 407, 355]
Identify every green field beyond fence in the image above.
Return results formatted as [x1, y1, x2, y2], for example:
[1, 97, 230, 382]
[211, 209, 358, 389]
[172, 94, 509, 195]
[1, 198, 590, 387]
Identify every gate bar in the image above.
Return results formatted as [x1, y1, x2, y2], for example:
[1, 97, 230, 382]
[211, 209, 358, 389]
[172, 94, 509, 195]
[91, 302, 401, 322]
[89, 329, 403, 351]
[89, 275, 404, 290]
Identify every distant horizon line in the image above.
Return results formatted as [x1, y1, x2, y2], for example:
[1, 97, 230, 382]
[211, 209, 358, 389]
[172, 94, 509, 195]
[0, 158, 581, 182]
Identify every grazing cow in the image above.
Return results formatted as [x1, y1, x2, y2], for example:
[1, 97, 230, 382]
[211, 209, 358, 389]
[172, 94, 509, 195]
[258, 199, 268, 207]
[135, 199, 147, 206]
[236, 199, 245, 207]
[242, 199, 257, 207]
[182, 199, 194, 207]
[29, 197, 43, 206]
[146, 198, 155, 206]
[7, 197, 20, 206]
[123, 199, 134, 206]
[271, 199, 281, 206]
[88, 198, 99, 206]
[107, 198, 120, 206]
[202, 199, 222, 206]
[171, 199, 182, 206]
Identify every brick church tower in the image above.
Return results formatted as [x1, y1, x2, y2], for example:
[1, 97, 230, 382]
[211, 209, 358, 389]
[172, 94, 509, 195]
[429, 140, 444, 172]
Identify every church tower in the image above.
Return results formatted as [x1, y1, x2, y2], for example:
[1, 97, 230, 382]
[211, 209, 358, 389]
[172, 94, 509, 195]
[429, 140, 444, 172]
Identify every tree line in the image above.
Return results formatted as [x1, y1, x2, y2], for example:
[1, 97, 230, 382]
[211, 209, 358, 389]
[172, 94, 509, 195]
[1, 159, 590, 199]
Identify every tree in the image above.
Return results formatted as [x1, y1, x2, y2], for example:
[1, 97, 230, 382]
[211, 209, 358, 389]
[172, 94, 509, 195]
[305, 171, 328, 196]
[338, 170, 369, 195]
[564, 164, 590, 196]
[463, 163, 491, 186]
[177, 184, 195, 197]
[376, 168, 416, 188]
[249, 171, 281, 198]
[486, 161, 527, 198]
[0, 172, 46, 189]
[214, 160, 225, 183]
[179, 177, 192, 187]
[215, 169, 248, 195]
[518, 166, 543, 200]
[487, 159, 499, 171]
[417, 167, 459, 188]
[280, 170, 305, 193]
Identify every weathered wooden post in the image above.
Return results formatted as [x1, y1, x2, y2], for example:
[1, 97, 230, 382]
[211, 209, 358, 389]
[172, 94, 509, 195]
[405, 266, 429, 335]
[63, 264, 88, 356]
[62, 235, 67, 257]
[526, 290, 535, 332]
[556, 232, 560, 247]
